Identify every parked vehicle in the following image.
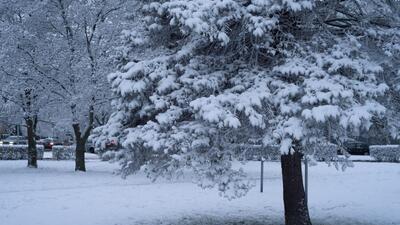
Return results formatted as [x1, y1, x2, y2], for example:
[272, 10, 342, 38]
[105, 137, 118, 150]
[36, 138, 45, 145]
[43, 138, 55, 150]
[343, 140, 369, 155]
[0, 136, 28, 145]
[61, 138, 74, 146]
[40, 137, 64, 150]
[0, 134, 10, 140]
[86, 141, 95, 153]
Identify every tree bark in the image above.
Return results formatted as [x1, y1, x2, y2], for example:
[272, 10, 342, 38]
[26, 117, 37, 168]
[73, 123, 86, 172]
[281, 151, 312, 225]
[74, 128, 86, 171]
[72, 105, 94, 172]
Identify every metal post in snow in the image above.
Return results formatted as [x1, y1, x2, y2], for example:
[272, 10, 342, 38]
[260, 157, 264, 193]
[304, 156, 308, 205]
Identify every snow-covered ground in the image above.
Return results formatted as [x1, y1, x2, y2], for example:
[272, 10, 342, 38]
[0, 160, 399, 225]
[42, 151, 100, 160]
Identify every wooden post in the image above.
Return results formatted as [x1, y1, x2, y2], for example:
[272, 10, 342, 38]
[304, 156, 308, 205]
[260, 158, 264, 193]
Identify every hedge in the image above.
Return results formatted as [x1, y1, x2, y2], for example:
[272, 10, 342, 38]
[0, 145, 44, 160]
[101, 150, 116, 161]
[369, 145, 400, 162]
[52, 146, 76, 160]
[309, 144, 339, 161]
[239, 145, 280, 161]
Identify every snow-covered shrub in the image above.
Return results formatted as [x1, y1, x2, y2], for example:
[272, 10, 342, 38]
[100, 150, 123, 161]
[305, 143, 339, 162]
[100, 150, 116, 161]
[266, 145, 282, 160]
[369, 145, 400, 162]
[239, 143, 339, 162]
[37, 146, 44, 159]
[52, 146, 75, 160]
[0, 145, 44, 160]
[240, 145, 280, 161]
[99, 150, 128, 164]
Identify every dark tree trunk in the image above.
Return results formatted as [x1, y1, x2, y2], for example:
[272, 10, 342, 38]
[22, 89, 38, 168]
[281, 151, 312, 225]
[26, 117, 37, 168]
[72, 105, 94, 172]
[73, 123, 87, 172]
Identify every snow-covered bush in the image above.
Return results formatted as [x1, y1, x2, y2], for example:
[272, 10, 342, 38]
[52, 146, 75, 160]
[305, 143, 339, 162]
[369, 145, 400, 162]
[240, 145, 280, 161]
[0, 145, 44, 160]
[240, 143, 339, 162]
[100, 150, 116, 161]
[37, 146, 45, 160]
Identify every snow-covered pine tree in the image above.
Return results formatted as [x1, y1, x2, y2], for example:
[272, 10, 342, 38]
[370, 3, 400, 141]
[93, 1, 399, 225]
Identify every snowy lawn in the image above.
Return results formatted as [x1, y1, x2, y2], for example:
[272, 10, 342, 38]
[0, 160, 399, 225]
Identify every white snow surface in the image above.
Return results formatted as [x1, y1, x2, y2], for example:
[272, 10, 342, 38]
[0, 160, 399, 225]
[43, 151, 99, 160]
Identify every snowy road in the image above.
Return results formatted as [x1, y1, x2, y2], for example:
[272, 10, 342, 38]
[0, 160, 399, 225]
